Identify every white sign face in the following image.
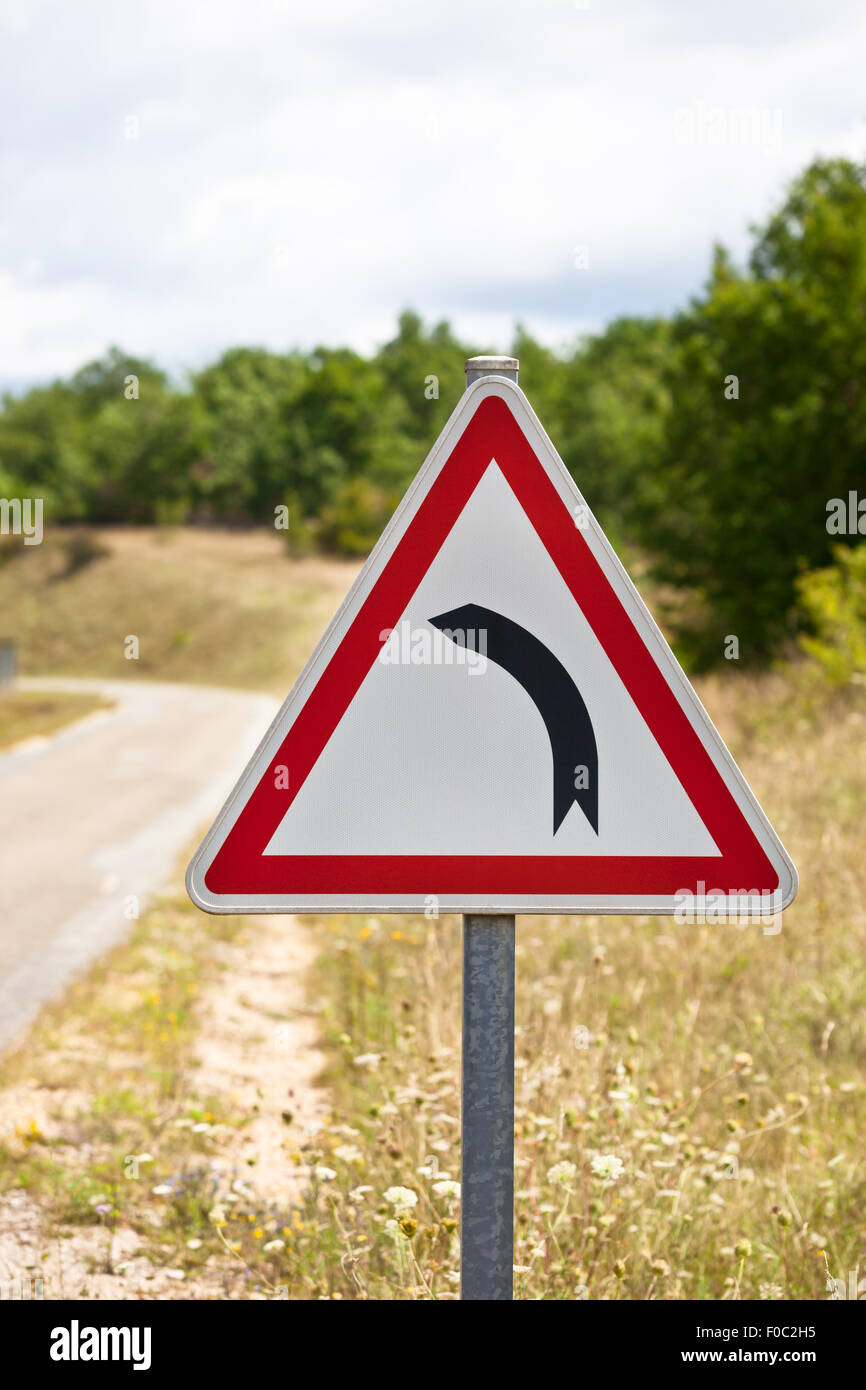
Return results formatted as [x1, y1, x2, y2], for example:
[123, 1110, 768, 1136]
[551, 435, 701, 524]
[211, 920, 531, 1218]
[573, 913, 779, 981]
[187, 377, 797, 917]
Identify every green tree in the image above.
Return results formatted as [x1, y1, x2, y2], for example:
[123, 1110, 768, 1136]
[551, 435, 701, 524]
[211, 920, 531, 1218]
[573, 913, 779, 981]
[630, 159, 866, 666]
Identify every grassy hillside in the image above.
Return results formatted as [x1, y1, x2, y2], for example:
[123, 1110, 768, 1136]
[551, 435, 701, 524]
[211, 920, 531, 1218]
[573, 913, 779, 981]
[0, 527, 359, 695]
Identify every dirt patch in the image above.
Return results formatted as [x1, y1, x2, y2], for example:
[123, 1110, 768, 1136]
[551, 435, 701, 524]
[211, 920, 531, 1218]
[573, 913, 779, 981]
[193, 914, 328, 1206]
[0, 912, 326, 1301]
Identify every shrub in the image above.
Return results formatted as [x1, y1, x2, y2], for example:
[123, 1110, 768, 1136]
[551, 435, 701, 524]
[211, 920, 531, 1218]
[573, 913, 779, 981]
[797, 545, 866, 684]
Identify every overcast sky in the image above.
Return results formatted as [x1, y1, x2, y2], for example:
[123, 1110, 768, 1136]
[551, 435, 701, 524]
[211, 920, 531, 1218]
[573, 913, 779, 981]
[1, 0, 864, 391]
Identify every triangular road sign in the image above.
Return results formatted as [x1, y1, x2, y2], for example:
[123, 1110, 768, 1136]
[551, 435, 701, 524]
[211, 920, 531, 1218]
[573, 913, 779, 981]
[187, 376, 797, 917]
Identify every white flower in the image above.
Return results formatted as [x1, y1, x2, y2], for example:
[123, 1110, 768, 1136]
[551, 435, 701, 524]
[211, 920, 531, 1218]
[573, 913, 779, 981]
[348, 1185, 373, 1201]
[151, 1184, 173, 1196]
[263, 1239, 285, 1253]
[334, 1144, 363, 1163]
[547, 1161, 578, 1188]
[432, 1180, 461, 1199]
[353, 1053, 381, 1069]
[590, 1153, 625, 1185]
[186, 1238, 203, 1250]
[384, 1185, 418, 1213]
[314, 1166, 337, 1182]
[191, 1122, 211, 1133]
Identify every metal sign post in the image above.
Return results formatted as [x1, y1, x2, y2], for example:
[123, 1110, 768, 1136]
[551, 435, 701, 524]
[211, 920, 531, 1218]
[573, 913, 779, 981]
[458, 358, 520, 1302]
[460, 912, 515, 1300]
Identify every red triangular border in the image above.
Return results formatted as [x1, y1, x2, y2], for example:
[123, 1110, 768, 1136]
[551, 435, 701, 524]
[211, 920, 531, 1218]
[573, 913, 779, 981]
[206, 396, 778, 898]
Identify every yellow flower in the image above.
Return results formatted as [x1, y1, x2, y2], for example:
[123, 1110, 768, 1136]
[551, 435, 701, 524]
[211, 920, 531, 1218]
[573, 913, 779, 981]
[253, 1228, 263, 1239]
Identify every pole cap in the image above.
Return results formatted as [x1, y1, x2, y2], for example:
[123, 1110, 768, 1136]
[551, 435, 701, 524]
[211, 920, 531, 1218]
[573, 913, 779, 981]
[464, 355, 519, 389]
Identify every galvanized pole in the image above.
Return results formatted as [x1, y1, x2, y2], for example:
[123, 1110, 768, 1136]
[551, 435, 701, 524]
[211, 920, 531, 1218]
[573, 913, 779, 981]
[460, 356, 518, 1301]
[461, 913, 515, 1299]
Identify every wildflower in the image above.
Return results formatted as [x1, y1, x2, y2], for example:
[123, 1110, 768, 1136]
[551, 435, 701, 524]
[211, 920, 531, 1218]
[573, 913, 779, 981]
[253, 1228, 264, 1239]
[759, 1282, 784, 1300]
[314, 1167, 337, 1182]
[432, 1180, 461, 1199]
[334, 1144, 363, 1163]
[94, 1203, 111, 1215]
[384, 1186, 418, 1213]
[151, 1184, 173, 1196]
[734, 1239, 752, 1259]
[590, 1154, 624, 1186]
[209, 1206, 227, 1226]
[263, 1239, 285, 1253]
[352, 1053, 381, 1069]
[547, 1161, 578, 1188]
[651, 1259, 670, 1277]
[398, 1216, 418, 1238]
[186, 1238, 203, 1250]
[349, 1185, 373, 1201]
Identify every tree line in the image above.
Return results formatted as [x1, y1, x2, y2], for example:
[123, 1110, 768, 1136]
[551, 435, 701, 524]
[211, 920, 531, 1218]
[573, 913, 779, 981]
[2, 157, 864, 669]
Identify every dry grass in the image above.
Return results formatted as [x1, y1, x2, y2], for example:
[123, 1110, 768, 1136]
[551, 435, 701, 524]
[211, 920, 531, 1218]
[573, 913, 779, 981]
[0, 526, 359, 694]
[0, 688, 112, 750]
[291, 668, 866, 1300]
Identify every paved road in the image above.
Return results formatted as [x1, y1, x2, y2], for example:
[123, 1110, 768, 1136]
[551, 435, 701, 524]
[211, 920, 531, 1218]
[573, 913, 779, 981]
[0, 678, 278, 1052]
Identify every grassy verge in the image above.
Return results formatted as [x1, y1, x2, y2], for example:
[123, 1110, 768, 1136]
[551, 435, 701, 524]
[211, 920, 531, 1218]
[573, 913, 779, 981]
[0, 689, 112, 750]
[0, 887, 327, 1299]
[1, 666, 863, 1300]
[291, 667, 866, 1301]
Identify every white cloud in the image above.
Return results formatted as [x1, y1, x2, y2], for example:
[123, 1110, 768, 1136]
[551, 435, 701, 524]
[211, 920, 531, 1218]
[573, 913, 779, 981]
[1, 0, 865, 387]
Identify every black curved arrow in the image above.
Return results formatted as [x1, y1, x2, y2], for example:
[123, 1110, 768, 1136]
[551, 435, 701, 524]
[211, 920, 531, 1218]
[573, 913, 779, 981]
[428, 603, 598, 836]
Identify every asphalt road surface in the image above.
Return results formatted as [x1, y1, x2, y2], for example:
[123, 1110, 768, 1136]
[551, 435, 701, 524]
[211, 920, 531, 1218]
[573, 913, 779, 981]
[0, 678, 278, 1052]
